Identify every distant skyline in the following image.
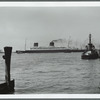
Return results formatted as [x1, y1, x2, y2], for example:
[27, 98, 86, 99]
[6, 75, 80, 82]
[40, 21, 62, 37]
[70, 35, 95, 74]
[0, 5, 100, 51]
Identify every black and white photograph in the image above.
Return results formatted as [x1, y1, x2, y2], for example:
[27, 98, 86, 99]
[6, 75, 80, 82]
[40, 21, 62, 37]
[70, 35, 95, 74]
[0, 2, 100, 96]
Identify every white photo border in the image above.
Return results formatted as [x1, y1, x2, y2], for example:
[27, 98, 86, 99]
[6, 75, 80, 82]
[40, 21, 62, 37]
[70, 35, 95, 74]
[0, 1, 100, 98]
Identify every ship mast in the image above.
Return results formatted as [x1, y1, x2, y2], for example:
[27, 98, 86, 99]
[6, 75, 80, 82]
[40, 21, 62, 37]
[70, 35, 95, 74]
[25, 39, 27, 51]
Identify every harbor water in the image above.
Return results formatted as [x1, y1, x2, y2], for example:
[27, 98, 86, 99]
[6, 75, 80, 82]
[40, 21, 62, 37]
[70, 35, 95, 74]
[0, 52, 100, 94]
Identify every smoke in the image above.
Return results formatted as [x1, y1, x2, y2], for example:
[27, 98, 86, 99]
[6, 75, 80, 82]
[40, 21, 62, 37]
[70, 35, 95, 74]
[50, 38, 90, 49]
[51, 39, 67, 43]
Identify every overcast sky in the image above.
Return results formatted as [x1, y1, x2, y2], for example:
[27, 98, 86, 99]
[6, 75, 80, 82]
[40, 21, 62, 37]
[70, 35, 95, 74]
[0, 7, 100, 51]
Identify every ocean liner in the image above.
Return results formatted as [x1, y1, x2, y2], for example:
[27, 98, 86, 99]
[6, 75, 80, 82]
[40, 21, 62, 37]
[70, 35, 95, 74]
[16, 40, 84, 54]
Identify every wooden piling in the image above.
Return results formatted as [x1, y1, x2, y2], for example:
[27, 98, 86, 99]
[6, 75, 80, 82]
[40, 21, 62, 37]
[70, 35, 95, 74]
[4, 47, 12, 89]
[0, 46, 15, 94]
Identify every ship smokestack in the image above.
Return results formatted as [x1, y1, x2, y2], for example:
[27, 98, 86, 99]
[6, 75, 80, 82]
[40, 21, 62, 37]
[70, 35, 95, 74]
[50, 41, 54, 47]
[34, 43, 38, 47]
[89, 34, 91, 44]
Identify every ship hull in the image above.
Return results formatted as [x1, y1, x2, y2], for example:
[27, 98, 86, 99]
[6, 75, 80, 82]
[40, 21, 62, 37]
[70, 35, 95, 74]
[16, 49, 85, 54]
[81, 50, 99, 59]
[81, 54, 99, 59]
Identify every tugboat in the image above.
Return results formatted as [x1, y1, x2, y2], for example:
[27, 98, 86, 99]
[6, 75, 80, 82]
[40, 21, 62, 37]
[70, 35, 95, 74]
[81, 34, 99, 59]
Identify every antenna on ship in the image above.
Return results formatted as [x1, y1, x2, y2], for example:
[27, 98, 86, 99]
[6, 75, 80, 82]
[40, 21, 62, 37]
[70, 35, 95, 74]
[25, 38, 27, 51]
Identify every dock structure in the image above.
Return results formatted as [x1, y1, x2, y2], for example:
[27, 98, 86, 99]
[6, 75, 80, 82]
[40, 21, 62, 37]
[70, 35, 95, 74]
[0, 47, 14, 94]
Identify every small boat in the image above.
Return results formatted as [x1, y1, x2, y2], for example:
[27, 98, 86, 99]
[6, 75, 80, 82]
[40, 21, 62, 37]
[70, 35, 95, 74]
[0, 80, 14, 94]
[81, 34, 99, 59]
